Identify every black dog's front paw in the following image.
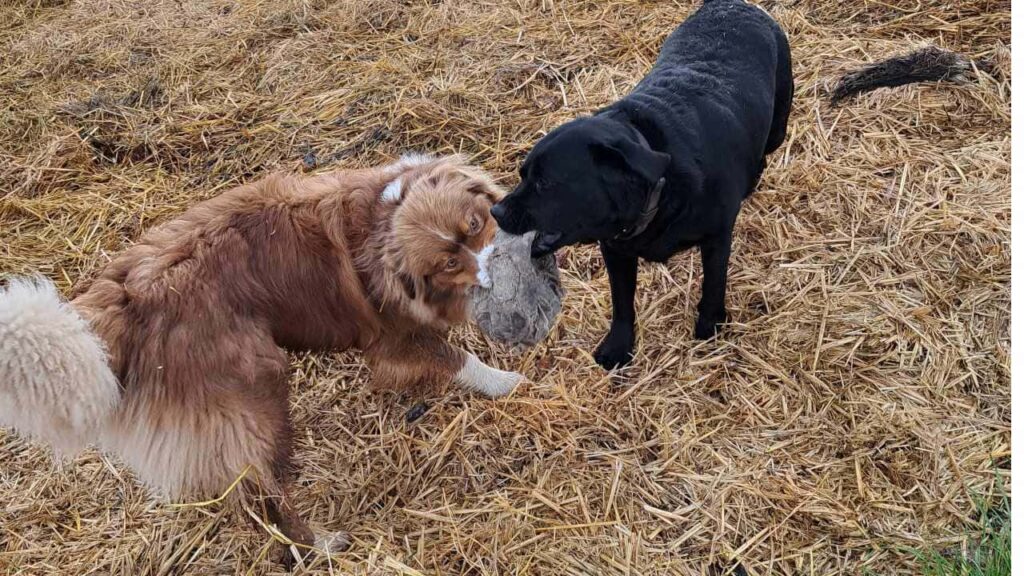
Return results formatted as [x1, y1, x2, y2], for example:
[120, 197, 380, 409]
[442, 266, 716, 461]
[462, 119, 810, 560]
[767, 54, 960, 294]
[694, 309, 726, 340]
[593, 330, 634, 370]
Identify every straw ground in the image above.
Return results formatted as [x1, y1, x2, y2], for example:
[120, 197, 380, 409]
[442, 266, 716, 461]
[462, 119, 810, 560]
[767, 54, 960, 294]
[0, 0, 1010, 574]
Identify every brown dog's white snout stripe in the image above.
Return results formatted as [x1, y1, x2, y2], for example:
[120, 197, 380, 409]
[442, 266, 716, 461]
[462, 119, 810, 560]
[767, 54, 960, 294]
[474, 244, 495, 288]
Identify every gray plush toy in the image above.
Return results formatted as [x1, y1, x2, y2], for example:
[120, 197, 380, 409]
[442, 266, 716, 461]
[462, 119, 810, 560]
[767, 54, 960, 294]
[470, 230, 563, 348]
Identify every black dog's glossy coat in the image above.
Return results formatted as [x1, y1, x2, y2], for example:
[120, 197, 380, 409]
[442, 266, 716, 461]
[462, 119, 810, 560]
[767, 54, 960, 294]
[491, 0, 793, 369]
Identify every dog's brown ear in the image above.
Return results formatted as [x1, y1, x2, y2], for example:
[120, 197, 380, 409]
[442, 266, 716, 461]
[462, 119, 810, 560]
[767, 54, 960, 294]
[468, 180, 505, 204]
[448, 161, 506, 203]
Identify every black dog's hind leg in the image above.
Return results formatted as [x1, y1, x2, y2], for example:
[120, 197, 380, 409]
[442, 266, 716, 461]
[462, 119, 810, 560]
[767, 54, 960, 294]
[695, 233, 732, 340]
[593, 243, 639, 369]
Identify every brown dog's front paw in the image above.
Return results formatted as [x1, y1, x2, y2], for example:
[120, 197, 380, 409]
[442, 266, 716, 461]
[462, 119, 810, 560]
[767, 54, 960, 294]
[278, 543, 309, 571]
[315, 531, 351, 554]
[455, 353, 523, 397]
[278, 531, 350, 569]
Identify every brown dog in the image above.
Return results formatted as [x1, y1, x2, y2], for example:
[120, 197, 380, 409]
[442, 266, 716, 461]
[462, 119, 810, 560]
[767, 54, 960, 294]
[0, 154, 523, 562]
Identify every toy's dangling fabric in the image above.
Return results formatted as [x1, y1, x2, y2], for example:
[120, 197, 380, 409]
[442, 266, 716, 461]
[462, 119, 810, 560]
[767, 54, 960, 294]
[470, 231, 563, 348]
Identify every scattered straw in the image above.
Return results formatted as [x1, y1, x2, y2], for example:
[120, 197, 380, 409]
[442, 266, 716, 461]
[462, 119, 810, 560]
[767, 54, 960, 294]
[0, 0, 1010, 575]
[169, 466, 252, 510]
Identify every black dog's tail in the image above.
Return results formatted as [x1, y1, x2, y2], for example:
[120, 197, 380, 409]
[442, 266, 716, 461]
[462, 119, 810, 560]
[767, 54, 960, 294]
[831, 46, 993, 104]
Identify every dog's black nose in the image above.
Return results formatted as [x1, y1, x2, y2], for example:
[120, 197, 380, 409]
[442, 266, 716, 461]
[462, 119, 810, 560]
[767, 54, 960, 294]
[490, 203, 507, 222]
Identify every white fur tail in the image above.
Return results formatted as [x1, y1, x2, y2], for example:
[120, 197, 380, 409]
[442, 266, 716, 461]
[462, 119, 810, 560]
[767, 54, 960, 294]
[0, 277, 119, 456]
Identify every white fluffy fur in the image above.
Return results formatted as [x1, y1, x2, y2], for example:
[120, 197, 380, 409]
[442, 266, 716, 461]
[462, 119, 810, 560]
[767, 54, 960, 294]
[455, 353, 522, 397]
[381, 177, 403, 202]
[474, 244, 495, 288]
[381, 153, 435, 203]
[0, 277, 119, 456]
[98, 400, 279, 499]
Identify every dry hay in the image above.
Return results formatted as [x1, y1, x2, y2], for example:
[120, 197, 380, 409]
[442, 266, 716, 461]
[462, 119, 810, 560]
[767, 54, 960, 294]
[0, 0, 1010, 575]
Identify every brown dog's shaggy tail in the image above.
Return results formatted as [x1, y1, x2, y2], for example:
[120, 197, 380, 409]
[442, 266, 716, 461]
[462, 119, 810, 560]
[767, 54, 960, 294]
[0, 277, 119, 456]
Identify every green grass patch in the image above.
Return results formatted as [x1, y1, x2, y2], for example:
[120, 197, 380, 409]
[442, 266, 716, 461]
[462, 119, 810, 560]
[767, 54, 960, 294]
[912, 490, 1010, 576]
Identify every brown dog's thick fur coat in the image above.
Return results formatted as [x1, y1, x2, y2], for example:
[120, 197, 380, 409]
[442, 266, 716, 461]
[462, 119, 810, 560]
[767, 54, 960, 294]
[0, 154, 521, 561]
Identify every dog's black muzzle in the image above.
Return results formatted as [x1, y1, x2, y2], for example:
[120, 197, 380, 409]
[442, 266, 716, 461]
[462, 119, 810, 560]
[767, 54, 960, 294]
[530, 231, 564, 258]
[490, 199, 533, 235]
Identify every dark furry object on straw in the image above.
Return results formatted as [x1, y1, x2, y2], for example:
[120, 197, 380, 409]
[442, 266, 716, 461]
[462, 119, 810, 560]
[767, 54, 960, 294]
[831, 46, 993, 104]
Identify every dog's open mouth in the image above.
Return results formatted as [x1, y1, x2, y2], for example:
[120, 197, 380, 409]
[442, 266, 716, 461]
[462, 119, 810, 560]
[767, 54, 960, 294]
[530, 231, 564, 258]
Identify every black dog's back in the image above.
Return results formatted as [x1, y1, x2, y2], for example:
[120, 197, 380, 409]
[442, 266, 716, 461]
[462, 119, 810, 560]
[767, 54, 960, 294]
[612, 0, 792, 193]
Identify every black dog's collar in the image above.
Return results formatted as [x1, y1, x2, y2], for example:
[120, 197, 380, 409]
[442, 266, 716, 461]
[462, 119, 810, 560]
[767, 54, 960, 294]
[614, 177, 665, 241]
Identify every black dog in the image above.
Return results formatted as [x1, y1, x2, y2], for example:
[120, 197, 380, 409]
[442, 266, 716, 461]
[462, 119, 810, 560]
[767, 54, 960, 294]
[490, 0, 793, 370]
